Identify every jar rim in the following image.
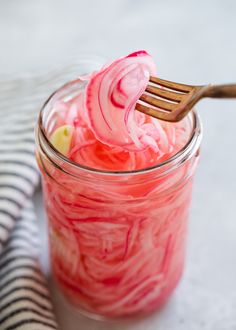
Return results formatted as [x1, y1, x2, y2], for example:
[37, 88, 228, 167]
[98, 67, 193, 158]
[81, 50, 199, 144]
[36, 78, 202, 178]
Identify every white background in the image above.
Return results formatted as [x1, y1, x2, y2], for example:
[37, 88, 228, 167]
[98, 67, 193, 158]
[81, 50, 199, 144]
[1, 0, 236, 329]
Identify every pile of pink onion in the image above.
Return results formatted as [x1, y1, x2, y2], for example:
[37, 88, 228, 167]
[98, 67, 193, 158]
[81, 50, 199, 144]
[41, 51, 195, 317]
[50, 51, 189, 171]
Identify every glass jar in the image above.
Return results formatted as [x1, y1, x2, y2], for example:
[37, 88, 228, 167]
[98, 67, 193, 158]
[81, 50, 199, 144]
[35, 76, 202, 320]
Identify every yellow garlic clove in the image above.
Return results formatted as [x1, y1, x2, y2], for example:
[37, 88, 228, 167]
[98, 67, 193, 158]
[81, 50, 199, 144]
[50, 125, 74, 156]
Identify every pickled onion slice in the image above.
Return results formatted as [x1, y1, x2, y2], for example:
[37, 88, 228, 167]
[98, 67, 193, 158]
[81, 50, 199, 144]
[85, 51, 156, 150]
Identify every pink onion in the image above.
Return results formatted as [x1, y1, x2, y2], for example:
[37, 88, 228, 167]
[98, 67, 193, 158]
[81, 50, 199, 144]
[43, 49, 194, 316]
[85, 51, 157, 150]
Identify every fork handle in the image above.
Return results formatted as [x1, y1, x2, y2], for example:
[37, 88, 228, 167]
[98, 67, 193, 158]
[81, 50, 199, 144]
[204, 84, 236, 98]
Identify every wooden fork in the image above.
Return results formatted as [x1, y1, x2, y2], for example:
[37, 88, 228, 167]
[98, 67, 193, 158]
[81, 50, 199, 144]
[135, 76, 236, 122]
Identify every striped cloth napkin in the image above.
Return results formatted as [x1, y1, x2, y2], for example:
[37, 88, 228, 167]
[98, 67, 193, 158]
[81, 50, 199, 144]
[0, 60, 103, 329]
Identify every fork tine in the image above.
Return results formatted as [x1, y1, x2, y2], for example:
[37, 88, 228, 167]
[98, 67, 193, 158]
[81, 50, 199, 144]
[149, 76, 193, 93]
[135, 103, 175, 121]
[146, 85, 183, 102]
[139, 94, 176, 111]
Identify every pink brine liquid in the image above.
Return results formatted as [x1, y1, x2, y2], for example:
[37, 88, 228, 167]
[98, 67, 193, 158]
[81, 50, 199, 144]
[36, 51, 201, 318]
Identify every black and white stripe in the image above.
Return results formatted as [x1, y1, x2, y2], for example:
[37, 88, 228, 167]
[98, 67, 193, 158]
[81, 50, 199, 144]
[0, 202, 57, 330]
[0, 74, 58, 328]
[0, 71, 73, 329]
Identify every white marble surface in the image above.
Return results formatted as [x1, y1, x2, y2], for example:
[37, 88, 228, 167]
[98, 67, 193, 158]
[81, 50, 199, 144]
[1, 0, 236, 329]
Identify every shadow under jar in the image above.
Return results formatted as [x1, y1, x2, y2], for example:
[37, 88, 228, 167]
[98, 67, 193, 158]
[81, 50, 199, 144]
[35, 77, 202, 320]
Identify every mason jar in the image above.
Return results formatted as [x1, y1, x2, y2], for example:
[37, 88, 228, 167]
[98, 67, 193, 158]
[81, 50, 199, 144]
[35, 75, 202, 319]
